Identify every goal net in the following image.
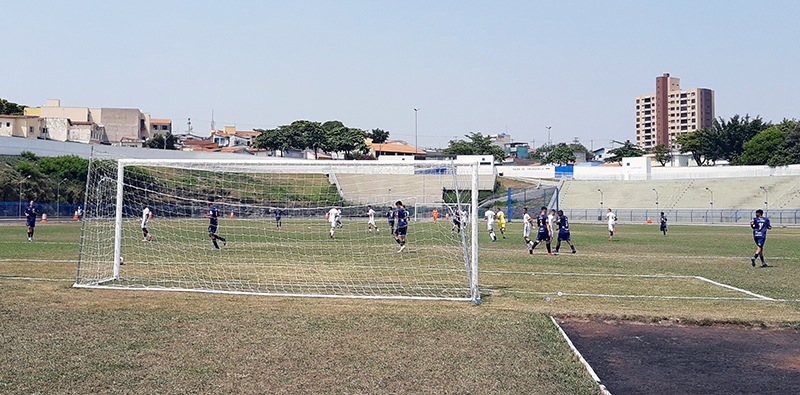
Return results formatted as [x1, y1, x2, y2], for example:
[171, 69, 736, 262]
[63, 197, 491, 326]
[75, 158, 480, 301]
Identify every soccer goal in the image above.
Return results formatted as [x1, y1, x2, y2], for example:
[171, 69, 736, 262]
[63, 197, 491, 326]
[75, 158, 480, 301]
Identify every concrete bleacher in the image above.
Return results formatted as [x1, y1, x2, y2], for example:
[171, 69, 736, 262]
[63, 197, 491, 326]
[334, 174, 496, 205]
[559, 176, 800, 209]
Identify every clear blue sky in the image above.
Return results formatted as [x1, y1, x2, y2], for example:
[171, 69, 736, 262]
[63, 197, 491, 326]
[4, 0, 798, 150]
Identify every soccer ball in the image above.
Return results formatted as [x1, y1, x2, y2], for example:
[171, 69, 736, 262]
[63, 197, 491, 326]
[119, 257, 124, 265]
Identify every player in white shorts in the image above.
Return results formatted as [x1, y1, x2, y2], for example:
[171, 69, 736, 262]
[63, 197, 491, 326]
[327, 206, 341, 238]
[605, 208, 617, 241]
[522, 207, 533, 250]
[141, 204, 152, 242]
[484, 208, 497, 242]
[366, 205, 379, 233]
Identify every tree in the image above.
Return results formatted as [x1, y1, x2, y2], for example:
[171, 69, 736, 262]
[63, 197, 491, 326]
[605, 140, 645, 162]
[328, 127, 369, 159]
[738, 120, 800, 167]
[290, 120, 325, 156]
[0, 98, 26, 115]
[443, 132, 505, 162]
[253, 126, 305, 157]
[543, 145, 576, 165]
[146, 133, 165, 149]
[369, 128, 390, 144]
[713, 115, 771, 164]
[653, 143, 673, 166]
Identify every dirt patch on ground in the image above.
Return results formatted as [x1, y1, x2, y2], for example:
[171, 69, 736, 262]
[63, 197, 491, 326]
[558, 318, 800, 395]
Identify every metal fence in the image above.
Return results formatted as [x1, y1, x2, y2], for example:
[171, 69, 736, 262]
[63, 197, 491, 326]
[0, 202, 84, 218]
[555, 208, 800, 225]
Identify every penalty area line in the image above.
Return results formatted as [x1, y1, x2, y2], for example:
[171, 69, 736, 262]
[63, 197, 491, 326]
[487, 289, 767, 301]
[483, 270, 778, 301]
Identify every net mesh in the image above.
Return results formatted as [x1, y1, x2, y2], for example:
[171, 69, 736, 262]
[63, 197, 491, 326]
[76, 159, 477, 300]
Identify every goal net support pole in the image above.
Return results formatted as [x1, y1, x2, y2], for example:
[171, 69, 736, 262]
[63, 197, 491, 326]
[470, 162, 480, 302]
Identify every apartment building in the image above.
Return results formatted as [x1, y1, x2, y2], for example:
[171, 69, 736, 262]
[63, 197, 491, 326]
[0, 115, 45, 139]
[635, 73, 714, 150]
[30, 99, 153, 145]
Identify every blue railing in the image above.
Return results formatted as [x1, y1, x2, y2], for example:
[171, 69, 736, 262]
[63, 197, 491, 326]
[558, 208, 800, 225]
[0, 202, 84, 217]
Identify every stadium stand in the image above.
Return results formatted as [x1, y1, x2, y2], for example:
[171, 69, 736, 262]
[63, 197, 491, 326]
[559, 176, 800, 209]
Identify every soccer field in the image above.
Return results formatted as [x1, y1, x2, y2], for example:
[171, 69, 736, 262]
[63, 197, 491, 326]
[1, 221, 799, 393]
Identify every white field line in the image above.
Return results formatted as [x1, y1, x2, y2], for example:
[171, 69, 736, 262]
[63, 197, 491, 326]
[479, 248, 800, 261]
[549, 316, 612, 395]
[482, 270, 781, 301]
[694, 276, 775, 301]
[0, 276, 73, 282]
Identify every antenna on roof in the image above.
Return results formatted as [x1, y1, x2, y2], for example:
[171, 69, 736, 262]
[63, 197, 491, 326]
[211, 110, 215, 131]
[187, 118, 193, 135]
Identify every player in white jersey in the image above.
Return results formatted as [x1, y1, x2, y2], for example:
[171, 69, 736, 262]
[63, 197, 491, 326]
[605, 208, 617, 241]
[141, 204, 152, 242]
[484, 208, 497, 242]
[366, 205, 379, 233]
[522, 208, 533, 250]
[327, 206, 341, 238]
[547, 209, 557, 242]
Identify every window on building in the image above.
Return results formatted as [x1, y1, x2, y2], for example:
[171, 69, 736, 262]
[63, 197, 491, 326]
[636, 105, 640, 109]
[5, 122, 9, 127]
[30, 126, 34, 134]
[692, 99, 696, 103]
[162, 125, 169, 130]
[691, 105, 696, 110]
[152, 125, 158, 130]
[636, 99, 640, 103]
[42, 127, 48, 134]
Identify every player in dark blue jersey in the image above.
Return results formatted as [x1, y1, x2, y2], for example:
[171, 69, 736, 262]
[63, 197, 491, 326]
[24, 200, 38, 241]
[205, 201, 227, 249]
[386, 207, 395, 233]
[393, 201, 409, 253]
[451, 209, 462, 235]
[554, 210, 576, 254]
[529, 207, 553, 255]
[659, 212, 667, 236]
[274, 208, 283, 230]
[750, 209, 771, 267]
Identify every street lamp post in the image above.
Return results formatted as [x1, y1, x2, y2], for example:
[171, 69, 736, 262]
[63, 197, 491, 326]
[760, 186, 768, 212]
[414, 108, 420, 153]
[57, 178, 68, 218]
[546, 126, 552, 146]
[598, 188, 604, 221]
[705, 187, 713, 209]
[598, 188, 604, 207]
[653, 188, 659, 209]
[18, 175, 31, 217]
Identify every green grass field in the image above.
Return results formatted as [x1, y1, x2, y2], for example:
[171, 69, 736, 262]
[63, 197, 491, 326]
[2, 220, 799, 394]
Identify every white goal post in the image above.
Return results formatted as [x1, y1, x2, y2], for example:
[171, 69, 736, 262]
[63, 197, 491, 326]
[75, 158, 480, 302]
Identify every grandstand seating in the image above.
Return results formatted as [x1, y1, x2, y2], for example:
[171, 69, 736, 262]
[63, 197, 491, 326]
[559, 176, 800, 209]
[335, 174, 496, 205]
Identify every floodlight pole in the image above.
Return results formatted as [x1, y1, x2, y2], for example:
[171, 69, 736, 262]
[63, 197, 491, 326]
[414, 108, 419, 153]
[546, 126, 552, 146]
[760, 186, 768, 212]
[706, 187, 713, 209]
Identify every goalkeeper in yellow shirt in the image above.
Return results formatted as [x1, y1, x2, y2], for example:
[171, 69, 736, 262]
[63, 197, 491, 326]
[496, 209, 507, 239]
